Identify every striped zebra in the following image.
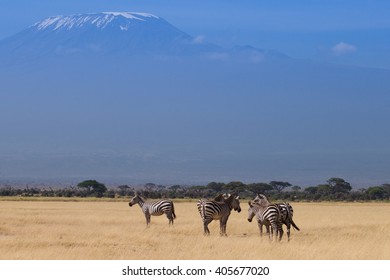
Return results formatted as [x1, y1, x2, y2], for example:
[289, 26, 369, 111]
[254, 194, 300, 241]
[248, 194, 283, 241]
[197, 193, 241, 236]
[129, 195, 176, 227]
[275, 202, 300, 241]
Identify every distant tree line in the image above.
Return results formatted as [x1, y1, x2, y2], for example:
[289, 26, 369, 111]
[0, 178, 389, 201]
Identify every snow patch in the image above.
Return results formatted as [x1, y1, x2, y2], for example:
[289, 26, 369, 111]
[120, 25, 129, 31]
[35, 16, 62, 30]
[103, 12, 159, 20]
[32, 12, 159, 31]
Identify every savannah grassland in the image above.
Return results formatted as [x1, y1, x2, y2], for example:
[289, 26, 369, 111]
[0, 198, 389, 260]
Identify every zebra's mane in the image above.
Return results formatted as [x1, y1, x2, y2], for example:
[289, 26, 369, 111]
[213, 194, 225, 202]
[248, 201, 261, 210]
[133, 194, 146, 204]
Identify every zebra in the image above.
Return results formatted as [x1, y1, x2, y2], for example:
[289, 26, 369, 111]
[248, 193, 283, 241]
[275, 202, 300, 241]
[197, 193, 241, 236]
[129, 195, 176, 227]
[247, 201, 271, 237]
[254, 193, 300, 241]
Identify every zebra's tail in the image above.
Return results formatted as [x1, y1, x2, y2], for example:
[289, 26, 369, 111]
[285, 202, 292, 221]
[286, 203, 300, 231]
[171, 201, 177, 219]
[198, 200, 206, 221]
[291, 219, 300, 231]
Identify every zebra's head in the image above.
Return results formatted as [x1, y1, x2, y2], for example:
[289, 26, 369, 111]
[247, 201, 256, 222]
[129, 195, 142, 207]
[228, 193, 241, 213]
[253, 193, 271, 206]
[213, 194, 225, 202]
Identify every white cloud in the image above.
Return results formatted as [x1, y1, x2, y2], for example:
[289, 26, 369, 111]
[331, 42, 357, 56]
[193, 35, 205, 44]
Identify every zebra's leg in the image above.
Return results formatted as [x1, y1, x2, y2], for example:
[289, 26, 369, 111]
[220, 216, 230, 236]
[286, 222, 291, 241]
[222, 222, 227, 236]
[257, 221, 263, 237]
[271, 222, 278, 241]
[145, 213, 151, 227]
[203, 219, 211, 235]
[278, 223, 284, 242]
[219, 219, 227, 236]
[265, 225, 271, 237]
[166, 212, 174, 226]
[219, 219, 224, 236]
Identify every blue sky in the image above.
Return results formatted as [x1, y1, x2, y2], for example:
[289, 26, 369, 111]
[1, 0, 390, 68]
[1, 1, 390, 187]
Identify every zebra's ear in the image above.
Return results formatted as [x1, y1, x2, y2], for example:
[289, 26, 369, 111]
[236, 195, 240, 199]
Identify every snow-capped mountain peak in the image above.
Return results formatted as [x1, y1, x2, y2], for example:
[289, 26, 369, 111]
[0, 11, 252, 59]
[0, 11, 207, 57]
[32, 12, 160, 31]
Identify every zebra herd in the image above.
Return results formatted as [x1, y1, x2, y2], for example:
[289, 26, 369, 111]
[128, 193, 300, 241]
[248, 193, 300, 241]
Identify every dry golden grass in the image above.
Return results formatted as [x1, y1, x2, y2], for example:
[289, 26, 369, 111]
[0, 199, 389, 260]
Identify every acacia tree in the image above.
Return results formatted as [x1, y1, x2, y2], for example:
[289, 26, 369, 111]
[118, 185, 131, 196]
[327, 178, 352, 194]
[225, 181, 246, 192]
[269, 181, 291, 193]
[247, 183, 273, 194]
[291, 185, 301, 192]
[77, 180, 107, 197]
[168, 185, 182, 197]
[206, 182, 226, 192]
[366, 186, 386, 200]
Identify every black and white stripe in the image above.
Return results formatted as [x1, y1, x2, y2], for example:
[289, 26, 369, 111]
[197, 193, 241, 236]
[129, 195, 176, 227]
